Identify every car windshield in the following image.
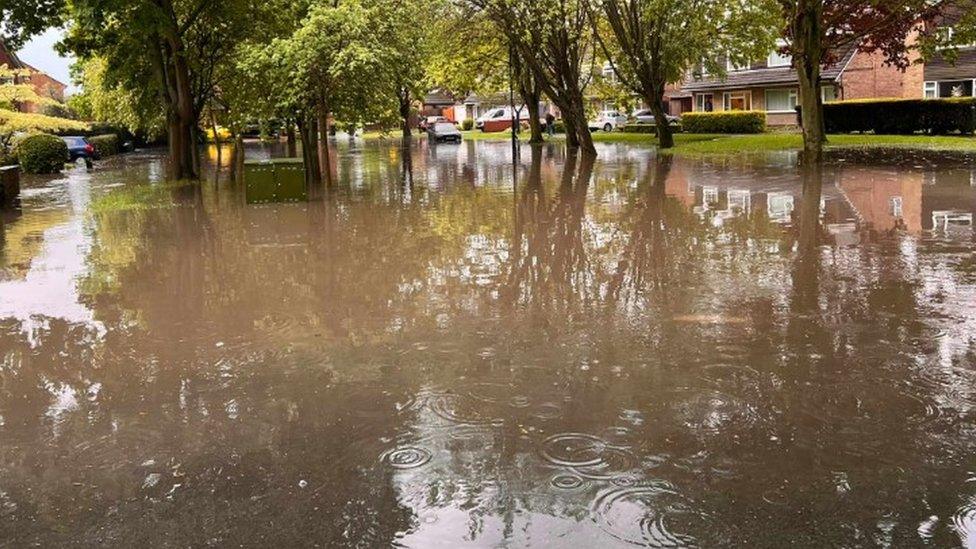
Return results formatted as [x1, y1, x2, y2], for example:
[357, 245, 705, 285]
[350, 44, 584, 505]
[434, 123, 456, 132]
[64, 137, 87, 147]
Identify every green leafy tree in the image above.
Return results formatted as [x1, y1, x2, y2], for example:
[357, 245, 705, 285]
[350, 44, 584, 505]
[592, 0, 779, 148]
[69, 57, 164, 139]
[471, 0, 598, 154]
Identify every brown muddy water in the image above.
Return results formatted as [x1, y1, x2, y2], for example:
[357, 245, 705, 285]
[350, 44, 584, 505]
[1, 139, 976, 547]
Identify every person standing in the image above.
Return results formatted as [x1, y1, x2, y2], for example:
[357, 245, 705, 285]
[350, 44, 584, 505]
[545, 112, 556, 138]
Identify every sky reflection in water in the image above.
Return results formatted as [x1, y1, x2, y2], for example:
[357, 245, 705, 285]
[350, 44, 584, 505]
[1, 140, 975, 547]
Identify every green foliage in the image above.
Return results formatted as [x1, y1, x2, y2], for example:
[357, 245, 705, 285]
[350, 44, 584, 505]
[88, 134, 119, 157]
[461, 118, 474, 131]
[682, 111, 767, 134]
[823, 98, 976, 135]
[69, 57, 163, 138]
[0, 109, 88, 135]
[15, 133, 68, 174]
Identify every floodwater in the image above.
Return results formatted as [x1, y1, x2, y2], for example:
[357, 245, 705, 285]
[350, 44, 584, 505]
[1, 139, 976, 547]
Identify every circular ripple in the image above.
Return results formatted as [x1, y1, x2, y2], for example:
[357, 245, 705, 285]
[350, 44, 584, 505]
[591, 483, 701, 547]
[428, 394, 503, 426]
[550, 474, 586, 490]
[382, 447, 432, 469]
[541, 433, 607, 467]
[952, 497, 976, 545]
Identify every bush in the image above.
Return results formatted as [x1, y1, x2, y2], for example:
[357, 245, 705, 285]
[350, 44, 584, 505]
[461, 118, 474, 131]
[88, 134, 119, 158]
[15, 134, 68, 174]
[820, 97, 976, 135]
[553, 120, 566, 133]
[681, 111, 766, 134]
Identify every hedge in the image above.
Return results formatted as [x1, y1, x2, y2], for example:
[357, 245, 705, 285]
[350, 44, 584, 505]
[461, 118, 474, 131]
[820, 97, 976, 135]
[89, 134, 120, 158]
[681, 111, 766, 134]
[16, 134, 68, 174]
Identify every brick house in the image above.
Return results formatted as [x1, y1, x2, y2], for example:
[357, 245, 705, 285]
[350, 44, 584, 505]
[0, 39, 68, 113]
[681, 41, 926, 126]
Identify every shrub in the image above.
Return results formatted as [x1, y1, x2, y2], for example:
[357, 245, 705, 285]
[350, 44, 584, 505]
[682, 111, 766, 134]
[461, 118, 474, 131]
[15, 133, 68, 174]
[88, 134, 120, 158]
[820, 97, 976, 135]
[553, 120, 566, 133]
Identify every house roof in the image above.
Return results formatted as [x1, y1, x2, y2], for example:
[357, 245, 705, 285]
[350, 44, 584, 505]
[0, 39, 27, 70]
[681, 48, 857, 93]
[423, 90, 456, 106]
[18, 61, 68, 89]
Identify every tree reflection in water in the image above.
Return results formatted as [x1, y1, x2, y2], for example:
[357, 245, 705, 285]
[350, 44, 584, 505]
[0, 142, 975, 546]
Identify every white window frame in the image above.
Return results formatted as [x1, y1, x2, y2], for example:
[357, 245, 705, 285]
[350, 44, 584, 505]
[723, 91, 752, 111]
[695, 93, 713, 112]
[726, 56, 749, 72]
[821, 85, 837, 102]
[890, 196, 903, 218]
[924, 81, 938, 99]
[764, 88, 798, 113]
[767, 40, 792, 67]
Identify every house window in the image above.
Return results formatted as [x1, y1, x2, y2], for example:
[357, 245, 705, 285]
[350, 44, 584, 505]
[821, 86, 837, 102]
[924, 81, 937, 99]
[890, 196, 903, 218]
[723, 91, 751, 111]
[765, 89, 797, 112]
[768, 41, 792, 67]
[726, 56, 749, 72]
[602, 62, 617, 83]
[695, 93, 714, 112]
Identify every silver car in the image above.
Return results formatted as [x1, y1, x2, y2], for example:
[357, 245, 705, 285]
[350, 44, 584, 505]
[428, 122, 462, 143]
[632, 109, 680, 125]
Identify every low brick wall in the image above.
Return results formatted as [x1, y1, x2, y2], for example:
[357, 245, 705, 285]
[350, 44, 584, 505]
[0, 165, 20, 205]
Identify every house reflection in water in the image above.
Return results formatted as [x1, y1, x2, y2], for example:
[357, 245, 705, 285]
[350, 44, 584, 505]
[665, 157, 976, 244]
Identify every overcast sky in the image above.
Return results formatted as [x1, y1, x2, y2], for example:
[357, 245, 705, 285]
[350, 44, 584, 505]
[17, 28, 76, 95]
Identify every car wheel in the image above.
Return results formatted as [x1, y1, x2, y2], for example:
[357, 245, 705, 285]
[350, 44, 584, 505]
[603, 123, 613, 132]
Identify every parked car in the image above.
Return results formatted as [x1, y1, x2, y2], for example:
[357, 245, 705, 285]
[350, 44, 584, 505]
[61, 136, 95, 168]
[632, 109, 680, 125]
[476, 107, 509, 130]
[588, 110, 629, 132]
[419, 116, 448, 131]
[428, 122, 462, 143]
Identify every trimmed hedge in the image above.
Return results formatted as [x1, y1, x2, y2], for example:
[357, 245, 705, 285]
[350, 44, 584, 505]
[16, 134, 68, 174]
[89, 134, 120, 158]
[821, 97, 976, 135]
[682, 111, 766, 134]
[461, 118, 474, 131]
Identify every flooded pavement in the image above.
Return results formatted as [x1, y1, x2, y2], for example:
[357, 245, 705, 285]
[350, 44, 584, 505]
[1, 139, 976, 547]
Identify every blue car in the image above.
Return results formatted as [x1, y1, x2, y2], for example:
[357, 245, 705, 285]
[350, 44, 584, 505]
[61, 136, 95, 168]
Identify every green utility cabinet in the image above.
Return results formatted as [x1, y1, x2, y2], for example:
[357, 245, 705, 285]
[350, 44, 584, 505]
[243, 158, 308, 204]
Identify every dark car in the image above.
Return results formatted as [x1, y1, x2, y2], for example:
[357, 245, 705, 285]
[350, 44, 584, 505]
[427, 122, 462, 143]
[62, 136, 95, 168]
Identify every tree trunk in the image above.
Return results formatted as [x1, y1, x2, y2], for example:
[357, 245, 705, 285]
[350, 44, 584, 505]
[648, 89, 674, 149]
[525, 94, 544, 144]
[286, 121, 297, 157]
[794, 0, 826, 164]
[317, 108, 332, 185]
[563, 114, 580, 149]
[297, 116, 322, 187]
[399, 87, 412, 139]
[230, 134, 245, 184]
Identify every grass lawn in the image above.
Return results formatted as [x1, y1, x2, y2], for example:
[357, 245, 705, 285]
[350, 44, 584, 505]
[357, 129, 976, 155]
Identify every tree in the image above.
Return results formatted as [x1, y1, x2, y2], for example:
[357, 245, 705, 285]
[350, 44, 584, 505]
[778, 0, 966, 162]
[427, 5, 545, 143]
[235, 0, 389, 185]
[592, 0, 779, 149]
[0, 64, 86, 152]
[69, 57, 165, 139]
[471, 0, 598, 154]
